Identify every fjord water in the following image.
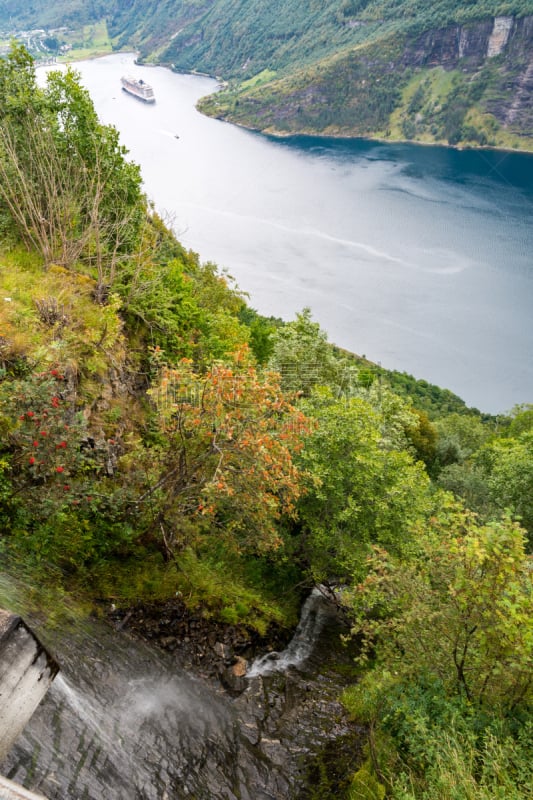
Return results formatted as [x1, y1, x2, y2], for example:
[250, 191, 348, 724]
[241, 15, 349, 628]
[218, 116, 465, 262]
[71, 54, 531, 412]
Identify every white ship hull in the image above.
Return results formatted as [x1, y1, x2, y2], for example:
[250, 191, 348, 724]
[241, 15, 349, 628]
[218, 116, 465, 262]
[120, 76, 155, 103]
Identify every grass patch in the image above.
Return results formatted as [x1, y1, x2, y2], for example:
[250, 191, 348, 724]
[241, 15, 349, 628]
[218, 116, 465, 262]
[387, 67, 461, 142]
[59, 20, 112, 62]
[0, 245, 126, 387]
[241, 68, 277, 90]
[89, 545, 301, 634]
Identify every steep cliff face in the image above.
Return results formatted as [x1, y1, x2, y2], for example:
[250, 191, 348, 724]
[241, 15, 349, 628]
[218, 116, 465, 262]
[405, 19, 496, 67]
[400, 16, 533, 137]
[493, 15, 533, 132]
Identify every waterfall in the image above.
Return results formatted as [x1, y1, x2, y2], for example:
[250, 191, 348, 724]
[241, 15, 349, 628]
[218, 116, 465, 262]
[1, 621, 248, 800]
[247, 587, 336, 678]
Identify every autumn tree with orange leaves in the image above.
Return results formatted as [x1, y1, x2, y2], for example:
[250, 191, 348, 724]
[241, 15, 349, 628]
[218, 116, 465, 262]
[141, 347, 312, 558]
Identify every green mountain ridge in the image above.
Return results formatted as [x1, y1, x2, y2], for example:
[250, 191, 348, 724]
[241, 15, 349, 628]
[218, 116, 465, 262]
[0, 0, 109, 29]
[1, 0, 532, 149]
[115, 0, 533, 149]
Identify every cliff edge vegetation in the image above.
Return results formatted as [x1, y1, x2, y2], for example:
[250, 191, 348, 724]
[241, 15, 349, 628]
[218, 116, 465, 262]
[0, 45, 531, 800]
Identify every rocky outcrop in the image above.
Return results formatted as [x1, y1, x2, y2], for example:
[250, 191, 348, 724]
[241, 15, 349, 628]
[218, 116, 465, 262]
[404, 15, 532, 69]
[505, 56, 533, 128]
[109, 597, 293, 685]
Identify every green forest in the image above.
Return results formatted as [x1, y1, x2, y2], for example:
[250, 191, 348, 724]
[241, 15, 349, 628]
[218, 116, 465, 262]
[0, 45, 531, 799]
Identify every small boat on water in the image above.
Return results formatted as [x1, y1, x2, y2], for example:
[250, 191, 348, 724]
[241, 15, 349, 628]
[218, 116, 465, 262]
[120, 75, 155, 103]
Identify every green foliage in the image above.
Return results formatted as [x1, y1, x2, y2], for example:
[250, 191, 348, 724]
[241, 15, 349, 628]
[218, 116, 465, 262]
[0, 366, 136, 575]
[436, 462, 492, 517]
[295, 389, 431, 582]
[404, 409, 437, 469]
[0, 0, 110, 28]
[347, 509, 533, 708]
[269, 307, 358, 397]
[154, 0, 533, 148]
[508, 404, 533, 437]
[237, 305, 280, 365]
[344, 674, 533, 800]
[477, 431, 533, 539]
[0, 45, 144, 286]
[343, 504, 533, 800]
[349, 762, 386, 800]
[434, 412, 493, 461]
[123, 0, 531, 83]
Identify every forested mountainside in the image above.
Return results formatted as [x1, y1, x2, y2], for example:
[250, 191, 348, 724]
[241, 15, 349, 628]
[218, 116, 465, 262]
[1, 0, 532, 148]
[0, 0, 108, 28]
[114, 0, 533, 149]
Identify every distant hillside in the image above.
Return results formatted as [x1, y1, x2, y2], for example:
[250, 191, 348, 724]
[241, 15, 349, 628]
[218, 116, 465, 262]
[196, 12, 533, 150]
[0, 0, 109, 28]
[1, 0, 533, 149]
[122, 0, 533, 150]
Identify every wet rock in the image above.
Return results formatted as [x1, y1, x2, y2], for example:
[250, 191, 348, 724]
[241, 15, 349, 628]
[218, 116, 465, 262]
[220, 667, 247, 694]
[213, 641, 232, 661]
[0, 592, 364, 799]
[232, 656, 247, 677]
[159, 636, 178, 650]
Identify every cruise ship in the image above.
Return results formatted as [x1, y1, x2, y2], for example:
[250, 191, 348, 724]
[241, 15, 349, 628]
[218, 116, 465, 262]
[120, 76, 155, 103]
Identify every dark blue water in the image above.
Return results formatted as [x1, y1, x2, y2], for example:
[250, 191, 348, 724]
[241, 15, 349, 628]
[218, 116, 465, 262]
[46, 54, 533, 413]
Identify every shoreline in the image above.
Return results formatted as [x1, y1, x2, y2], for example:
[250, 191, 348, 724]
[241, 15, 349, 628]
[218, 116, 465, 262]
[33, 51, 532, 413]
[205, 110, 533, 157]
[37, 48, 533, 156]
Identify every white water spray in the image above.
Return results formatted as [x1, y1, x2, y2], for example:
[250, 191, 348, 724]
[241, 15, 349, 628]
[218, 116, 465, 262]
[248, 587, 334, 678]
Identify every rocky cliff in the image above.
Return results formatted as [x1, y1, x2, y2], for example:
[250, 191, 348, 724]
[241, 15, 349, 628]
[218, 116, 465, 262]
[401, 15, 533, 137]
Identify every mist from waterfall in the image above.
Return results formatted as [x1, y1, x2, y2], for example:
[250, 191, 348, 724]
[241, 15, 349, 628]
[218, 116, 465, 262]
[0, 587, 351, 800]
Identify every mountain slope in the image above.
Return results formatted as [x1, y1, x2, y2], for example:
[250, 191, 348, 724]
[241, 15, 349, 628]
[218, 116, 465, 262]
[112, 0, 533, 149]
[0, 0, 109, 28]
[1, 0, 532, 148]
[197, 13, 533, 149]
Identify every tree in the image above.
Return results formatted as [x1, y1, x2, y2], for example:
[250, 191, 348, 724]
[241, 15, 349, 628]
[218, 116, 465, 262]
[139, 347, 311, 558]
[508, 404, 533, 437]
[268, 307, 357, 396]
[0, 44, 144, 295]
[432, 411, 492, 474]
[0, 366, 133, 571]
[295, 390, 431, 582]
[480, 432, 533, 541]
[404, 408, 437, 469]
[348, 507, 533, 710]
